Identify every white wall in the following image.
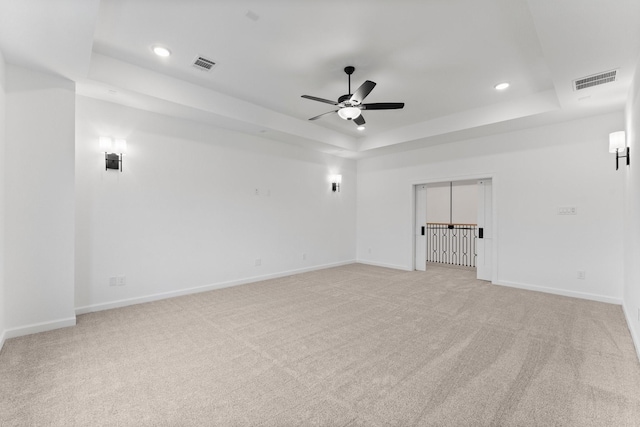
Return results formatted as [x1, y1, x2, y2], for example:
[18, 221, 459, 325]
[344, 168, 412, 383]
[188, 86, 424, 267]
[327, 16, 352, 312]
[624, 54, 640, 359]
[451, 182, 478, 224]
[357, 112, 625, 303]
[75, 96, 356, 313]
[4, 65, 76, 336]
[425, 181, 477, 224]
[0, 50, 6, 350]
[426, 184, 450, 223]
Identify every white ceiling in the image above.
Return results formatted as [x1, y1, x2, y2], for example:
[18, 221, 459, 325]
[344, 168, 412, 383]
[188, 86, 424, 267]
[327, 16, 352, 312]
[1, 0, 639, 157]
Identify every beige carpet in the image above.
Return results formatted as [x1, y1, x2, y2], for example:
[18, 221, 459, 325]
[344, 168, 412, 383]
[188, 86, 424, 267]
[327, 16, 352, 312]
[1, 264, 639, 426]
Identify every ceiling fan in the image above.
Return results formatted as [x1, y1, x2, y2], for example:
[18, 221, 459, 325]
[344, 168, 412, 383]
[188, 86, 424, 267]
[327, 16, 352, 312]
[301, 66, 404, 128]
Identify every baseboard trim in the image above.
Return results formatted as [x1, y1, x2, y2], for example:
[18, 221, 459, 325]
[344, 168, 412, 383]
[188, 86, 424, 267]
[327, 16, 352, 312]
[3, 317, 77, 341]
[0, 329, 5, 354]
[356, 259, 413, 271]
[76, 260, 357, 315]
[622, 302, 640, 363]
[495, 280, 622, 305]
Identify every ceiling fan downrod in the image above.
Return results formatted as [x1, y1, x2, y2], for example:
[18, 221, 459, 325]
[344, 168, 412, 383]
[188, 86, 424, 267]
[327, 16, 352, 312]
[344, 66, 355, 95]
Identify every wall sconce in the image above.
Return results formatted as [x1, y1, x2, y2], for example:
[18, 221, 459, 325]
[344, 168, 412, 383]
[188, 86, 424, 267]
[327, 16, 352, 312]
[609, 131, 629, 170]
[99, 137, 127, 172]
[331, 174, 342, 192]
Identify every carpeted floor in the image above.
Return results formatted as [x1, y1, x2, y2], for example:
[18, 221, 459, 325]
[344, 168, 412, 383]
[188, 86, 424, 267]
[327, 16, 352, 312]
[1, 264, 639, 426]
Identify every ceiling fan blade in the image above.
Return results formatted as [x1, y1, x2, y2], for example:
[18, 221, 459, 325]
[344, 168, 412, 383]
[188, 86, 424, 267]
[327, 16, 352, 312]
[350, 80, 376, 104]
[353, 114, 366, 126]
[361, 102, 404, 110]
[309, 110, 338, 121]
[301, 95, 339, 106]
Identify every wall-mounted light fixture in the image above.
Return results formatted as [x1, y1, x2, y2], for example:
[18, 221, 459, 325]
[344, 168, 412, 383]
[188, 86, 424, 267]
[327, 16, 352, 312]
[99, 137, 127, 172]
[609, 131, 629, 170]
[331, 174, 342, 192]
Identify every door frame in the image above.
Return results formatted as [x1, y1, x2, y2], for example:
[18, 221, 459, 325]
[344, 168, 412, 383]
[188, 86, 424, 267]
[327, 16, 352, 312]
[410, 174, 498, 283]
[414, 184, 428, 271]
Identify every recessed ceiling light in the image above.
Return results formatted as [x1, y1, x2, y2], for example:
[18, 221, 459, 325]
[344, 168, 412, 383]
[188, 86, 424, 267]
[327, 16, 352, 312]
[152, 46, 171, 57]
[357, 126, 366, 131]
[494, 82, 510, 91]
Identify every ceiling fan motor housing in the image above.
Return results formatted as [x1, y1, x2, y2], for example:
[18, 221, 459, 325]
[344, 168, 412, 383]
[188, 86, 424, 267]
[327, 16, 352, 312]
[338, 94, 353, 104]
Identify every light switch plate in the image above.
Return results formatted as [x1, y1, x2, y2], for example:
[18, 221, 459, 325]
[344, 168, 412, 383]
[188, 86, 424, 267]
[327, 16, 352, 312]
[558, 207, 577, 215]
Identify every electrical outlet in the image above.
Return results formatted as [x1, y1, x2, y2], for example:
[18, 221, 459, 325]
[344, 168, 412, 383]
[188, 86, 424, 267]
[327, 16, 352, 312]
[109, 277, 117, 287]
[302, 253, 306, 260]
[577, 271, 586, 280]
[255, 258, 261, 266]
[368, 248, 372, 254]
[254, 188, 259, 196]
[117, 275, 126, 286]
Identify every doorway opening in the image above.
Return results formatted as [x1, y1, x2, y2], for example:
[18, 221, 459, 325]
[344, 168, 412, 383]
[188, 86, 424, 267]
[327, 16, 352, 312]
[414, 178, 493, 282]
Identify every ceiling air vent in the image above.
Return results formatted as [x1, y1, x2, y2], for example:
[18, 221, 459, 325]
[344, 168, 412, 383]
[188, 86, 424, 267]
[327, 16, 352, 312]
[192, 56, 216, 72]
[573, 69, 617, 91]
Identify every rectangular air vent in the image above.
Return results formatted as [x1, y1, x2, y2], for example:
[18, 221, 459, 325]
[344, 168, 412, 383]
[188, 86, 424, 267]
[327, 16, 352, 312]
[192, 56, 216, 72]
[573, 69, 617, 91]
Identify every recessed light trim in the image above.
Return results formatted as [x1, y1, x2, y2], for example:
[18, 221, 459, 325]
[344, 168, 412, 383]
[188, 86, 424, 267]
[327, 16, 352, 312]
[494, 82, 510, 91]
[152, 46, 171, 57]
[357, 126, 366, 131]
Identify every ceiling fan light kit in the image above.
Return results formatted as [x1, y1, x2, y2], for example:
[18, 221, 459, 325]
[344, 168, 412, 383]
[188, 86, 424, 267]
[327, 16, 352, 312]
[302, 66, 404, 128]
[338, 107, 361, 120]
